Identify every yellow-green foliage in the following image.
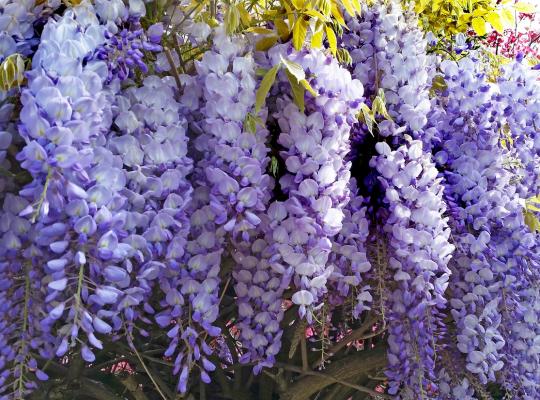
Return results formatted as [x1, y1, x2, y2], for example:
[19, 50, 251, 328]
[0, 54, 25, 92]
[410, 0, 535, 36]
[223, 0, 363, 54]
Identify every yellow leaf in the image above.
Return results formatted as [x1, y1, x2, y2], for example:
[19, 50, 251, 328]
[341, 0, 357, 17]
[275, 19, 291, 41]
[237, 3, 251, 26]
[472, 8, 487, 17]
[304, 9, 329, 21]
[325, 25, 337, 55]
[246, 27, 275, 34]
[292, 17, 308, 50]
[416, 0, 430, 13]
[311, 27, 324, 48]
[485, 11, 503, 33]
[524, 210, 540, 232]
[300, 79, 318, 96]
[514, 2, 536, 13]
[255, 35, 278, 51]
[319, 0, 332, 16]
[471, 17, 487, 35]
[500, 8, 515, 27]
[330, 2, 346, 26]
[528, 195, 540, 204]
[291, 0, 305, 10]
[351, 0, 362, 14]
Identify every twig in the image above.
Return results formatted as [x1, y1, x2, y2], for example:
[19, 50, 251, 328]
[311, 314, 380, 369]
[300, 336, 309, 372]
[164, 47, 182, 90]
[126, 332, 169, 400]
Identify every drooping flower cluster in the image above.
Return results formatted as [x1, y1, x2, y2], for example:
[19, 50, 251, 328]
[265, 44, 364, 322]
[0, 0, 59, 202]
[372, 139, 453, 397]
[344, 0, 432, 137]
[327, 178, 372, 318]
[0, 2, 128, 395]
[175, 26, 277, 389]
[431, 56, 540, 397]
[104, 73, 196, 390]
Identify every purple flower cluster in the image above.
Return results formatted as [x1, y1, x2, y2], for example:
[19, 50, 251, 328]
[265, 44, 364, 322]
[0, 0, 60, 203]
[372, 139, 453, 397]
[327, 178, 372, 318]
[173, 26, 276, 390]
[95, 19, 163, 82]
[497, 60, 540, 201]
[344, 0, 432, 136]
[0, 3, 130, 395]
[231, 209, 292, 373]
[432, 56, 540, 397]
[0, 0, 59, 62]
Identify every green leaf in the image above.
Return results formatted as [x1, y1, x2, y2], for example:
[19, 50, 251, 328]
[372, 96, 393, 122]
[286, 69, 305, 113]
[431, 75, 448, 92]
[244, 113, 257, 134]
[358, 104, 375, 135]
[225, 5, 240, 35]
[0, 53, 25, 91]
[280, 55, 305, 82]
[337, 48, 352, 65]
[256, 35, 278, 51]
[255, 64, 280, 114]
[270, 156, 279, 177]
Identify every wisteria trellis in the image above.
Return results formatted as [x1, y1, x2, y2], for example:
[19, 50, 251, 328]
[0, 0, 539, 399]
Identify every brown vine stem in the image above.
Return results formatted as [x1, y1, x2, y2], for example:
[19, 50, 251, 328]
[280, 346, 387, 400]
[121, 375, 150, 400]
[311, 314, 380, 369]
[275, 362, 392, 400]
[164, 47, 182, 89]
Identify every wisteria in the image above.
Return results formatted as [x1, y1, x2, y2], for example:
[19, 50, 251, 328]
[0, 0, 539, 399]
[432, 56, 540, 397]
[373, 139, 453, 397]
[266, 44, 364, 322]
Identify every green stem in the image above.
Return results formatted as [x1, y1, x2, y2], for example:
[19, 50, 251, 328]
[31, 169, 52, 223]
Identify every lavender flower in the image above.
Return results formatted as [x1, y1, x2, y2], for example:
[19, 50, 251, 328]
[432, 56, 540, 397]
[264, 44, 364, 322]
[372, 139, 453, 397]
